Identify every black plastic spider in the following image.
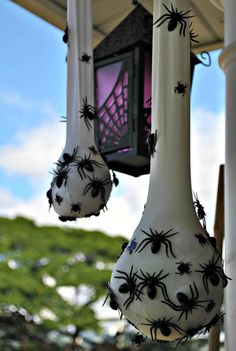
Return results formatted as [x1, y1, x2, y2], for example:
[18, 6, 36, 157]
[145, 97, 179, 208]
[71, 203, 81, 213]
[76, 153, 104, 180]
[114, 265, 140, 309]
[176, 261, 192, 275]
[130, 333, 147, 345]
[55, 193, 63, 205]
[79, 97, 96, 130]
[204, 312, 224, 333]
[179, 325, 205, 344]
[56, 146, 79, 167]
[136, 269, 169, 300]
[174, 81, 188, 96]
[51, 166, 70, 188]
[147, 130, 158, 157]
[46, 189, 53, 210]
[142, 317, 184, 341]
[153, 3, 194, 37]
[83, 175, 111, 203]
[112, 171, 119, 187]
[162, 282, 210, 321]
[62, 23, 68, 44]
[196, 254, 230, 294]
[135, 228, 178, 257]
[79, 52, 91, 63]
[195, 232, 208, 247]
[193, 193, 206, 228]
[103, 283, 119, 311]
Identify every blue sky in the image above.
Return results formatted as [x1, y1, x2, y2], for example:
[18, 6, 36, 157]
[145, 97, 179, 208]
[0, 0, 225, 237]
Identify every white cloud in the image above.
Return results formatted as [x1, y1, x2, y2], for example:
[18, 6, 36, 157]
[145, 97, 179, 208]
[0, 121, 65, 181]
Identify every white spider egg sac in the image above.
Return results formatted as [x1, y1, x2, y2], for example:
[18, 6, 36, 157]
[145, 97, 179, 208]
[47, 0, 113, 221]
[108, 0, 228, 343]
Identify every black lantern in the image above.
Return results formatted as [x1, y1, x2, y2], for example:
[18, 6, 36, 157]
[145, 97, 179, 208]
[94, 4, 202, 177]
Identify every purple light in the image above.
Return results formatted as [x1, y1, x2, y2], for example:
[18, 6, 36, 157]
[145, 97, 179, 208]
[96, 62, 122, 108]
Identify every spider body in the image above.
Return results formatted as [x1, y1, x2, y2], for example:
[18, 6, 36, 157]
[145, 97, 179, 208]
[136, 269, 169, 300]
[135, 228, 178, 258]
[114, 265, 140, 309]
[196, 254, 230, 293]
[79, 52, 91, 63]
[51, 166, 70, 188]
[130, 333, 147, 345]
[80, 97, 96, 130]
[83, 175, 111, 203]
[174, 81, 188, 96]
[55, 193, 63, 205]
[71, 203, 81, 213]
[46, 189, 53, 210]
[57, 146, 79, 167]
[76, 153, 104, 179]
[195, 233, 208, 247]
[142, 317, 184, 340]
[147, 130, 158, 157]
[162, 282, 210, 320]
[153, 3, 194, 37]
[176, 261, 192, 275]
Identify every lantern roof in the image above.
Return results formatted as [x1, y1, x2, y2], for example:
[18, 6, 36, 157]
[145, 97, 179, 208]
[94, 4, 152, 61]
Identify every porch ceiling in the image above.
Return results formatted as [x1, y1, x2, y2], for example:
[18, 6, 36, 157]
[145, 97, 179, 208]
[11, 0, 224, 53]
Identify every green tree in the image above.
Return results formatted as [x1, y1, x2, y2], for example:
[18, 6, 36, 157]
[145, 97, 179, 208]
[0, 216, 125, 350]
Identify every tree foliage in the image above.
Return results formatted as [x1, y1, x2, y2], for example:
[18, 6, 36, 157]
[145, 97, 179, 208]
[0, 216, 125, 350]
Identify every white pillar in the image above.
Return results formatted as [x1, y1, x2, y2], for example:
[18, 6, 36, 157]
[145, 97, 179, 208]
[219, 1, 236, 350]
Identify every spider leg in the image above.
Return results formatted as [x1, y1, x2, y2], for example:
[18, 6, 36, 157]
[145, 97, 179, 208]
[179, 20, 185, 36]
[83, 183, 93, 196]
[178, 310, 186, 321]
[203, 275, 209, 294]
[85, 117, 92, 131]
[115, 270, 130, 280]
[153, 14, 171, 28]
[136, 239, 152, 253]
[163, 239, 176, 258]
[157, 282, 169, 300]
[136, 282, 146, 299]
[150, 325, 157, 341]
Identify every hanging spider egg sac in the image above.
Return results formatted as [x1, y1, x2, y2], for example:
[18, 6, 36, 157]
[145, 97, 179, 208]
[108, 0, 228, 342]
[47, 0, 112, 221]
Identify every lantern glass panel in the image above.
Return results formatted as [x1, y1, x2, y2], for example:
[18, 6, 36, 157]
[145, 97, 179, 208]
[95, 58, 132, 153]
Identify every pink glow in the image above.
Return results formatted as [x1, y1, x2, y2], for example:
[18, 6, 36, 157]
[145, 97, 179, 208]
[96, 62, 122, 108]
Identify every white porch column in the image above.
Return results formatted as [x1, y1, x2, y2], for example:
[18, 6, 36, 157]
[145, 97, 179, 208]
[219, 1, 236, 350]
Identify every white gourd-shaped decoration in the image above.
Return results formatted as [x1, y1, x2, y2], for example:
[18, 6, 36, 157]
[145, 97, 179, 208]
[109, 0, 229, 343]
[47, 0, 113, 221]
